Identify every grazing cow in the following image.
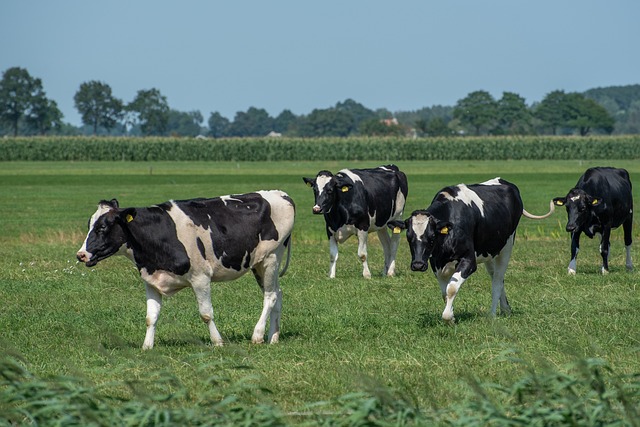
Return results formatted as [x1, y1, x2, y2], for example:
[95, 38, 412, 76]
[388, 178, 554, 324]
[302, 165, 408, 279]
[76, 190, 295, 349]
[553, 167, 633, 275]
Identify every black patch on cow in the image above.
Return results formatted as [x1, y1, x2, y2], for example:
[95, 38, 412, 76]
[124, 205, 191, 276]
[196, 237, 206, 259]
[175, 193, 280, 271]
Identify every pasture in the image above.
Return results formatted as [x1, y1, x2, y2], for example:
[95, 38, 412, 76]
[1, 159, 639, 423]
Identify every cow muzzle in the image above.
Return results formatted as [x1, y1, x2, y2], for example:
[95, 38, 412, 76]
[76, 250, 98, 267]
[411, 260, 428, 272]
[312, 205, 323, 214]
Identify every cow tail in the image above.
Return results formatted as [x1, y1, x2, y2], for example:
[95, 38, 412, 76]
[523, 200, 555, 219]
[279, 235, 292, 277]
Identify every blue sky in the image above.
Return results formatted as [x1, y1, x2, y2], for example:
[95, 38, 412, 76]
[1, 1, 639, 126]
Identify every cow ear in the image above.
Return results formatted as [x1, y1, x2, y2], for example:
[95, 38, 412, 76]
[302, 177, 314, 188]
[387, 219, 406, 234]
[110, 198, 119, 208]
[553, 197, 566, 207]
[118, 207, 136, 224]
[436, 221, 453, 235]
[590, 197, 601, 206]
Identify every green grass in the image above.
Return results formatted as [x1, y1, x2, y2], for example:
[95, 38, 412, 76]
[1, 160, 639, 423]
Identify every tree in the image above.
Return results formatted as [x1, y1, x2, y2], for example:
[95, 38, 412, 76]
[359, 118, 405, 136]
[416, 117, 451, 137]
[565, 93, 615, 136]
[0, 67, 46, 136]
[335, 98, 376, 130]
[496, 92, 532, 135]
[453, 90, 498, 135]
[534, 90, 570, 135]
[273, 109, 298, 134]
[25, 96, 63, 135]
[228, 107, 273, 137]
[167, 110, 203, 137]
[535, 91, 615, 136]
[74, 81, 123, 134]
[128, 88, 169, 136]
[298, 108, 354, 137]
[208, 112, 230, 138]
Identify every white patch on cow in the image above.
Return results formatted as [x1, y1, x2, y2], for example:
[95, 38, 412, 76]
[331, 224, 358, 243]
[220, 196, 242, 205]
[140, 268, 190, 296]
[78, 203, 113, 258]
[257, 190, 295, 240]
[480, 177, 502, 186]
[411, 213, 430, 239]
[570, 195, 581, 202]
[393, 188, 406, 219]
[337, 168, 363, 184]
[315, 174, 333, 203]
[441, 184, 485, 217]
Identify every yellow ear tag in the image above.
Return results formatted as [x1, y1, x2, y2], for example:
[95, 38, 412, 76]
[306, 182, 312, 187]
[592, 199, 598, 205]
[126, 214, 134, 223]
[556, 200, 564, 206]
[341, 186, 349, 192]
[393, 226, 402, 234]
[440, 226, 449, 235]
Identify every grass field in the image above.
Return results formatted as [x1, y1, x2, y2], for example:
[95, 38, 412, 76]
[1, 160, 639, 423]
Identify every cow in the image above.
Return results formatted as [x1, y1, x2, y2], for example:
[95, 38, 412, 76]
[76, 190, 295, 349]
[388, 178, 554, 324]
[302, 165, 408, 279]
[553, 167, 633, 275]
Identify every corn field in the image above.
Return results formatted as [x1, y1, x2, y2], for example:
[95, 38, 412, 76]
[2, 135, 640, 161]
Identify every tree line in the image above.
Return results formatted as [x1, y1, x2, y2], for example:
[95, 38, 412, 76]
[1, 66, 638, 138]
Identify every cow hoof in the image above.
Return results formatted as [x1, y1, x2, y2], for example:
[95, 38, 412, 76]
[268, 333, 280, 344]
[252, 336, 265, 344]
[601, 268, 609, 275]
[142, 344, 153, 350]
[568, 268, 576, 275]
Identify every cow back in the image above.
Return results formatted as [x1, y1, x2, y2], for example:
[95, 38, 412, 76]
[429, 179, 523, 259]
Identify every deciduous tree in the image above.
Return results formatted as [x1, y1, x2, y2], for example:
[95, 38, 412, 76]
[0, 67, 46, 136]
[74, 81, 123, 135]
[128, 88, 170, 136]
[453, 90, 497, 135]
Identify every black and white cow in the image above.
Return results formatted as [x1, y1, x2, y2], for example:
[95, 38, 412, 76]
[553, 167, 633, 275]
[76, 190, 295, 349]
[303, 165, 408, 279]
[388, 178, 554, 324]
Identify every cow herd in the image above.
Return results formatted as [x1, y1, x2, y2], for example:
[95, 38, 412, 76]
[76, 165, 633, 348]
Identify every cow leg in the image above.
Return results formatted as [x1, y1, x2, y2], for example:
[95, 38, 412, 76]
[191, 276, 223, 346]
[377, 228, 398, 276]
[568, 232, 581, 275]
[599, 227, 612, 274]
[486, 236, 514, 316]
[143, 283, 162, 350]
[623, 216, 633, 271]
[442, 259, 476, 324]
[356, 229, 372, 279]
[252, 252, 282, 344]
[328, 236, 339, 279]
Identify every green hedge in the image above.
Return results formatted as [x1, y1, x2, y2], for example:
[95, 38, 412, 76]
[2, 135, 640, 161]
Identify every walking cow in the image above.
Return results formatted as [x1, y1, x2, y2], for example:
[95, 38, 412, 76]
[77, 190, 295, 349]
[303, 165, 408, 279]
[388, 178, 554, 324]
[553, 167, 633, 275]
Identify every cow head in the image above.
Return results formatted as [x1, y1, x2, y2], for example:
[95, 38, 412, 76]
[77, 199, 135, 267]
[388, 211, 452, 272]
[303, 171, 336, 214]
[553, 188, 601, 234]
